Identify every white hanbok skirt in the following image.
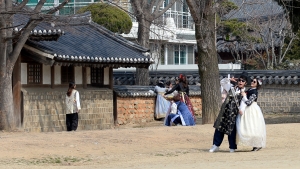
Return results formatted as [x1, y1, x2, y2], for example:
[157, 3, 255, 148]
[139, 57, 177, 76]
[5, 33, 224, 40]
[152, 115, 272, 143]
[155, 94, 171, 119]
[236, 102, 266, 148]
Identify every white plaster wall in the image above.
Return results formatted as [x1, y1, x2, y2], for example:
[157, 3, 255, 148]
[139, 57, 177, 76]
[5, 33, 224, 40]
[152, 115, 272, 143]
[104, 67, 109, 85]
[21, 63, 27, 84]
[43, 65, 51, 84]
[75, 66, 82, 84]
[86, 67, 91, 84]
[54, 65, 61, 84]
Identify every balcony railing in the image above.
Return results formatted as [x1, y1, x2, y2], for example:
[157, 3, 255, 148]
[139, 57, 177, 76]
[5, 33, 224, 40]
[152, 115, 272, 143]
[22, 0, 195, 30]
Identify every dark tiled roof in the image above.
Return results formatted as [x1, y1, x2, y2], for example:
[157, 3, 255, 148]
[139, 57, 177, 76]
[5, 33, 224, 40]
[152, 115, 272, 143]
[223, 0, 284, 21]
[15, 12, 153, 67]
[217, 0, 287, 53]
[113, 85, 201, 97]
[13, 13, 65, 41]
[114, 70, 300, 86]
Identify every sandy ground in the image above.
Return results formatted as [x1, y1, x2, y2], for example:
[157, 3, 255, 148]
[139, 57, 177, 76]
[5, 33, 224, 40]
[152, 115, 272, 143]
[0, 114, 300, 169]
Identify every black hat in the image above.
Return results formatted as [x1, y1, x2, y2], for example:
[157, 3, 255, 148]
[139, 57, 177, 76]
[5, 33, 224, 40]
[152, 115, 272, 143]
[157, 80, 165, 88]
[239, 71, 251, 84]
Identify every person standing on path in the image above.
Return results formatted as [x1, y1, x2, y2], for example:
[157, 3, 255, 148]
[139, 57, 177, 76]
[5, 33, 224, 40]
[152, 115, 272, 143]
[65, 82, 81, 131]
[209, 72, 250, 153]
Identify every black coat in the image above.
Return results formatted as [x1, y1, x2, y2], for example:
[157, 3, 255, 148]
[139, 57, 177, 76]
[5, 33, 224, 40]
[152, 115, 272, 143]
[213, 87, 243, 135]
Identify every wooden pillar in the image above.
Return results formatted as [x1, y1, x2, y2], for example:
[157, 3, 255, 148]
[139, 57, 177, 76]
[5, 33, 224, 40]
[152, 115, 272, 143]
[109, 67, 113, 89]
[82, 67, 87, 89]
[12, 55, 21, 127]
[51, 65, 55, 89]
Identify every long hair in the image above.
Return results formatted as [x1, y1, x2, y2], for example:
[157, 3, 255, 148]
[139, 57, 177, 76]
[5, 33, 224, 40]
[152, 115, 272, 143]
[255, 78, 262, 90]
[179, 74, 188, 88]
[67, 82, 76, 96]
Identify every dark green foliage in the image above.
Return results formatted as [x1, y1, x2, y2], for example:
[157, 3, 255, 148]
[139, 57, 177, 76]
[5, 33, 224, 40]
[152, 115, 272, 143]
[218, 19, 262, 42]
[220, 1, 238, 12]
[78, 3, 132, 34]
[284, 30, 300, 60]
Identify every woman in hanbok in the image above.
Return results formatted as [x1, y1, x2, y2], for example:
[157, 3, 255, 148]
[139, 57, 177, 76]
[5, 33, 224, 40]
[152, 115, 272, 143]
[164, 93, 195, 126]
[154, 81, 171, 119]
[236, 78, 266, 151]
[164, 74, 195, 120]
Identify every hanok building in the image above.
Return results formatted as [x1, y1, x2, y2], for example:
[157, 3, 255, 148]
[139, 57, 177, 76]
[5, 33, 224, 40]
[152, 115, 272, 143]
[13, 12, 152, 132]
[216, 0, 288, 64]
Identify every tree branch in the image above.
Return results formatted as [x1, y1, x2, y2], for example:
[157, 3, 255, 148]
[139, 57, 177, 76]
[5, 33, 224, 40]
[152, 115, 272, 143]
[33, 0, 46, 12]
[280, 33, 296, 63]
[152, 0, 176, 19]
[47, 0, 70, 15]
[186, 0, 201, 22]
[149, 0, 157, 11]
[8, 19, 39, 69]
[152, 0, 164, 14]
[13, 0, 29, 11]
[7, 0, 48, 68]
[130, 0, 143, 15]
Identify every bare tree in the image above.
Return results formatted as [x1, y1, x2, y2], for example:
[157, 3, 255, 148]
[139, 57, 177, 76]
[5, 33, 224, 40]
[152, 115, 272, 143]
[130, 0, 176, 85]
[185, 0, 222, 124]
[254, 16, 293, 69]
[219, 0, 293, 69]
[0, 0, 70, 130]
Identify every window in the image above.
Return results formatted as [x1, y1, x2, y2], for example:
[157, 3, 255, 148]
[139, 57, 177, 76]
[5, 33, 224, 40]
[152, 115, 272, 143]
[174, 45, 186, 65]
[27, 63, 42, 84]
[180, 45, 186, 64]
[91, 67, 104, 86]
[61, 66, 74, 84]
[182, 1, 189, 28]
[165, 44, 194, 65]
[164, 0, 169, 7]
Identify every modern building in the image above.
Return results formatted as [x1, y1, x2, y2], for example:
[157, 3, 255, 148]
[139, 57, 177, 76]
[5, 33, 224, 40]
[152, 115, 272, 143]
[17, 0, 240, 71]
[17, 0, 288, 72]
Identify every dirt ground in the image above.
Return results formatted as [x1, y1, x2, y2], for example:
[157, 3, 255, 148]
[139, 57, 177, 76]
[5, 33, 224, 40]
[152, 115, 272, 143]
[0, 114, 300, 169]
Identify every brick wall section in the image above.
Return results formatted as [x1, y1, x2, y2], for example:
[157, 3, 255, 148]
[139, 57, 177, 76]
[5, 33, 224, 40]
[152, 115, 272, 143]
[116, 96, 202, 125]
[115, 85, 300, 126]
[116, 97, 156, 125]
[22, 88, 113, 132]
[189, 96, 202, 116]
[258, 85, 300, 113]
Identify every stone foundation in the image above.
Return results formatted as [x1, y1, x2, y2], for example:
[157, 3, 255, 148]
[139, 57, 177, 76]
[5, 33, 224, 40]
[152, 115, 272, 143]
[22, 88, 113, 132]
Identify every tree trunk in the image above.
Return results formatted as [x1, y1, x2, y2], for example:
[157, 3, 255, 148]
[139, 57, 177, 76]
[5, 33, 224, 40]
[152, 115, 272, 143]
[186, 0, 221, 124]
[135, 17, 151, 85]
[0, 72, 15, 130]
[196, 20, 221, 124]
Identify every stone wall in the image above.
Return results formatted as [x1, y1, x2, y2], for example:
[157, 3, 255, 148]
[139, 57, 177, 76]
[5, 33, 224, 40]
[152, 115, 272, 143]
[22, 88, 113, 132]
[115, 96, 202, 125]
[114, 85, 300, 126]
[258, 85, 300, 113]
